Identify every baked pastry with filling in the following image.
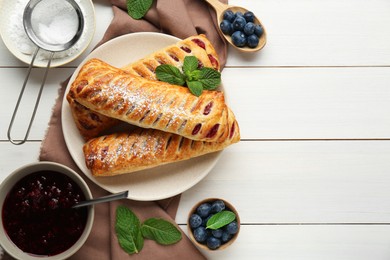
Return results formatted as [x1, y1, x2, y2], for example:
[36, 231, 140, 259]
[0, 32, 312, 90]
[83, 108, 239, 176]
[67, 34, 220, 140]
[68, 58, 230, 142]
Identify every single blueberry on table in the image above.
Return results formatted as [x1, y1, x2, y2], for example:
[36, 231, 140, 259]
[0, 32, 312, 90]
[233, 16, 246, 31]
[196, 203, 212, 218]
[207, 237, 222, 250]
[193, 226, 207, 243]
[254, 24, 264, 37]
[231, 31, 247, 47]
[211, 228, 223, 238]
[189, 214, 202, 229]
[221, 231, 232, 243]
[223, 10, 235, 22]
[220, 20, 233, 35]
[247, 34, 259, 48]
[211, 200, 225, 213]
[244, 22, 256, 35]
[226, 221, 239, 235]
[244, 11, 255, 23]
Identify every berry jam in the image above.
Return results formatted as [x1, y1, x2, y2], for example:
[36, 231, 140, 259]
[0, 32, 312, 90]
[2, 171, 88, 256]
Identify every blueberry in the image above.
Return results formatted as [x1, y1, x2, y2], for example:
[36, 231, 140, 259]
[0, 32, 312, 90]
[226, 221, 239, 235]
[189, 214, 202, 229]
[193, 226, 207, 243]
[221, 231, 232, 243]
[211, 229, 223, 238]
[211, 200, 225, 213]
[206, 237, 221, 250]
[220, 20, 234, 35]
[232, 16, 246, 31]
[231, 31, 247, 47]
[244, 11, 255, 23]
[243, 22, 256, 35]
[202, 214, 213, 227]
[235, 11, 244, 18]
[254, 24, 264, 37]
[247, 34, 259, 48]
[196, 203, 212, 218]
[223, 10, 235, 22]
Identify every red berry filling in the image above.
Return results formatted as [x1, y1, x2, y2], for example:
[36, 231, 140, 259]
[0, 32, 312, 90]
[169, 53, 179, 62]
[208, 54, 219, 70]
[229, 122, 236, 139]
[203, 102, 213, 115]
[192, 123, 202, 135]
[192, 38, 206, 49]
[206, 124, 220, 138]
[180, 46, 191, 53]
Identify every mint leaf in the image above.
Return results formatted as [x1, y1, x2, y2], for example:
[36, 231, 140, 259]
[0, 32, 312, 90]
[183, 56, 199, 74]
[156, 64, 186, 86]
[155, 56, 221, 96]
[126, 0, 154, 19]
[187, 81, 203, 96]
[115, 206, 144, 254]
[197, 67, 221, 90]
[141, 218, 182, 245]
[206, 210, 236, 230]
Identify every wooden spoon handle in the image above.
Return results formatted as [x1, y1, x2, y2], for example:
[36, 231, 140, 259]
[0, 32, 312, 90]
[204, 0, 229, 16]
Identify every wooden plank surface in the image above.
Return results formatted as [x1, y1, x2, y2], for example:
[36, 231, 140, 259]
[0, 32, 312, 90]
[182, 225, 390, 260]
[176, 140, 390, 224]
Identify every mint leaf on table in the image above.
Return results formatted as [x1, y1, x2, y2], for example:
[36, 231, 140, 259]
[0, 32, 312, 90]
[126, 0, 154, 19]
[115, 206, 144, 254]
[156, 64, 186, 85]
[206, 210, 236, 230]
[141, 218, 182, 245]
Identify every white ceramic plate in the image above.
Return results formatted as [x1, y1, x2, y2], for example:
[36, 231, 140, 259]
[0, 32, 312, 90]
[0, 0, 95, 67]
[62, 32, 222, 201]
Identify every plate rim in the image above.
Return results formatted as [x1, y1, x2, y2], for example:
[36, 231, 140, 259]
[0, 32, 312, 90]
[61, 32, 223, 201]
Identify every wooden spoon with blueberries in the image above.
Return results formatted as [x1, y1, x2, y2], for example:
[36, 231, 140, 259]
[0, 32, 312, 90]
[204, 0, 266, 52]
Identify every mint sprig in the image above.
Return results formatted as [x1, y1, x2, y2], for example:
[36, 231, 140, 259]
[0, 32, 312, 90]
[126, 0, 154, 19]
[155, 56, 221, 96]
[115, 206, 144, 254]
[206, 210, 236, 230]
[141, 218, 182, 245]
[115, 206, 182, 255]
[154, 64, 186, 86]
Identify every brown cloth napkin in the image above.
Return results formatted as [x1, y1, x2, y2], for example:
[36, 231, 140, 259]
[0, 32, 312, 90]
[4, 0, 228, 259]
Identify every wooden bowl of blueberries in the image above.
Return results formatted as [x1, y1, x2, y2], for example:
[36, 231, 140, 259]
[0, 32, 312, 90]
[205, 0, 266, 52]
[187, 198, 240, 250]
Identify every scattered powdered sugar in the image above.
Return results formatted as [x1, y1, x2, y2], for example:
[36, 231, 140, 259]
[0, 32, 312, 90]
[8, 0, 87, 61]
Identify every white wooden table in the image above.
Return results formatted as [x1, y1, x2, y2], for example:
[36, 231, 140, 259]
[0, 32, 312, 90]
[1, 0, 390, 259]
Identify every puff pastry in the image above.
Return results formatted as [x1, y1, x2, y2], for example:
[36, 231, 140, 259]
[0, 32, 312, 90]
[68, 58, 230, 143]
[83, 108, 240, 176]
[67, 34, 220, 140]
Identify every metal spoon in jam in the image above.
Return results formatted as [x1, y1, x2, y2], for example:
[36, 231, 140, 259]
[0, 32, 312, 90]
[204, 0, 267, 52]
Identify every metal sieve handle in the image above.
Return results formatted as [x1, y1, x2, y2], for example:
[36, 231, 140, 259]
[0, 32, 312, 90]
[7, 47, 54, 145]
